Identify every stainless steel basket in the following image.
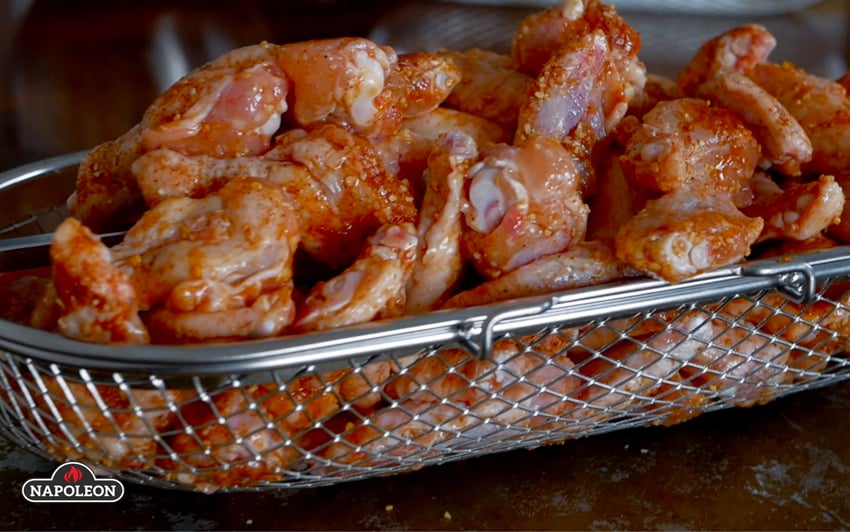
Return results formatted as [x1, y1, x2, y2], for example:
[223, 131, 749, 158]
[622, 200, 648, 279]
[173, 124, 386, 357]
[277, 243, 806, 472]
[2, 153, 850, 493]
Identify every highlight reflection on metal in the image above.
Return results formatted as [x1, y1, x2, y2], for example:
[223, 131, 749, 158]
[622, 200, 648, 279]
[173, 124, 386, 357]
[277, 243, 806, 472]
[1, 154, 850, 493]
[149, 13, 192, 92]
[148, 12, 239, 93]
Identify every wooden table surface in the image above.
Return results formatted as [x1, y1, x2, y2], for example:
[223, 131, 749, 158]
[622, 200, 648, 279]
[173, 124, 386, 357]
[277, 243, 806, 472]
[0, 1, 849, 530]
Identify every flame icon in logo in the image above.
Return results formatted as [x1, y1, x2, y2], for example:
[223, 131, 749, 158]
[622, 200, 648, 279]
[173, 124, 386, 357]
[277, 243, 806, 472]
[63, 465, 83, 484]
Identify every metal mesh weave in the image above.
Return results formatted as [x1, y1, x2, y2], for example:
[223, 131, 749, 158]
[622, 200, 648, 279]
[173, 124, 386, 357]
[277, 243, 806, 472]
[1, 282, 850, 492]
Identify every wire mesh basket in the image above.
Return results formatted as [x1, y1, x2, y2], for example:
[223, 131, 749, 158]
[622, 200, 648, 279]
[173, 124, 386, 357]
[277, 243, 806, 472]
[1, 153, 850, 493]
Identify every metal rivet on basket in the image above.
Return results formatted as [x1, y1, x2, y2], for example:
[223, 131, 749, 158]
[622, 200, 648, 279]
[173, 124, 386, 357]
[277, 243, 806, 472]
[743, 261, 817, 304]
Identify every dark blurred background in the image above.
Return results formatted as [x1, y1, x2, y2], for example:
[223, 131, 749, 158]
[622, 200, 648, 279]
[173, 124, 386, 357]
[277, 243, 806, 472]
[0, 1, 849, 530]
[0, 0, 401, 168]
[1, 0, 846, 170]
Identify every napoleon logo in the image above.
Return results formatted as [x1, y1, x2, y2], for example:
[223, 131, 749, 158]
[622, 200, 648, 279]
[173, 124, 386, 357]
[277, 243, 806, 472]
[22, 462, 124, 503]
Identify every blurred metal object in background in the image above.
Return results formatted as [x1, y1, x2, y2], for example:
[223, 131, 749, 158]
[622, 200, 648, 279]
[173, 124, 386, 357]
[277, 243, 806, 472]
[442, 0, 825, 16]
[373, 0, 848, 79]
